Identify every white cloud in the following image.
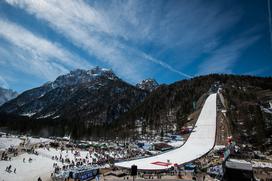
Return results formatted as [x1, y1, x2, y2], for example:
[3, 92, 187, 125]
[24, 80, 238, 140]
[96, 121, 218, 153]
[140, 53, 192, 78]
[242, 68, 269, 76]
[268, 0, 272, 49]
[0, 19, 92, 80]
[198, 34, 261, 75]
[5, 0, 192, 81]
[0, 75, 9, 89]
[3, 0, 261, 84]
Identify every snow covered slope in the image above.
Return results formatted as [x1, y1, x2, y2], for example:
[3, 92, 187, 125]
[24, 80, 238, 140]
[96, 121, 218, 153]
[0, 136, 22, 151]
[0, 152, 54, 181]
[115, 93, 217, 170]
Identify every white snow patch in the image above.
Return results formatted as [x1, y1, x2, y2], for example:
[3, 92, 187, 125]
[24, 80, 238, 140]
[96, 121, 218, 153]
[21, 112, 36, 117]
[101, 68, 110, 72]
[213, 145, 226, 151]
[28, 137, 51, 145]
[252, 161, 272, 168]
[167, 141, 184, 148]
[0, 152, 54, 181]
[261, 107, 272, 114]
[0, 137, 22, 151]
[37, 93, 45, 98]
[37, 112, 55, 119]
[52, 115, 60, 119]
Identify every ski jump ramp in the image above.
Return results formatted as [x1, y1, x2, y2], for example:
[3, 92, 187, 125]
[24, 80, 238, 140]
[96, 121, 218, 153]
[115, 93, 217, 170]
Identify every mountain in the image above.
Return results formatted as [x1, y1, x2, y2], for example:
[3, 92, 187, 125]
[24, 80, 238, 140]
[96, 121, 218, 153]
[0, 67, 148, 125]
[117, 74, 272, 148]
[0, 73, 271, 148]
[136, 78, 159, 92]
[0, 87, 18, 106]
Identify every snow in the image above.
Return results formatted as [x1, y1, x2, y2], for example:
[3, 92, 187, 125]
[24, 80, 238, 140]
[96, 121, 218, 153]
[28, 137, 50, 145]
[252, 161, 272, 168]
[228, 159, 251, 164]
[101, 68, 110, 72]
[20, 112, 36, 117]
[167, 141, 184, 148]
[262, 107, 272, 114]
[136, 79, 158, 92]
[0, 145, 105, 181]
[37, 148, 92, 161]
[0, 136, 51, 151]
[213, 145, 226, 151]
[0, 152, 55, 181]
[115, 93, 217, 170]
[52, 115, 60, 119]
[0, 146, 97, 181]
[0, 137, 22, 151]
[37, 93, 45, 98]
[37, 112, 56, 119]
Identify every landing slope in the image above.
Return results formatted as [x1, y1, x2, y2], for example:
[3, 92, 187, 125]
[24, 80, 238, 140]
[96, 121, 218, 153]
[115, 93, 217, 170]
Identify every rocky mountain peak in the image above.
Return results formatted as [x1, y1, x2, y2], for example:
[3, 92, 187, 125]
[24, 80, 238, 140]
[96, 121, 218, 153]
[136, 78, 159, 92]
[0, 67, 147, 124]
[45, 67, 117, 89]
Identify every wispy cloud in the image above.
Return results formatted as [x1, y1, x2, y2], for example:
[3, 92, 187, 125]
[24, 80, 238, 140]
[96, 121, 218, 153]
[1, 0, 264, 88]
[0, 19, 92, 80]
[198, 32, 261, 75]
[268, 0, 272, 49]
[5, 0, 193, 81]
[140, 53, 192, 78]
[242, 67, 269, 76]
[0, 75, 9, 88]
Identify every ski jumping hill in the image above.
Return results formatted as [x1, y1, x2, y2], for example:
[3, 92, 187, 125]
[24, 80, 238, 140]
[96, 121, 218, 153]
[115, 93, 217, 170]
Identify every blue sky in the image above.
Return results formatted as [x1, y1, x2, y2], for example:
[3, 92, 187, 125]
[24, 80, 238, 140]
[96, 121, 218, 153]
[0, 0, 271, 92]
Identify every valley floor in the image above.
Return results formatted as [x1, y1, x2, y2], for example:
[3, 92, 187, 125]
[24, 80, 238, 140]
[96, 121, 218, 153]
[0, 151, 53, 181]
[1, 93, 271, 181]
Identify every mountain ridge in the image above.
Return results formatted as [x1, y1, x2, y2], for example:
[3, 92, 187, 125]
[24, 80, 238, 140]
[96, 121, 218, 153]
[0, 67, 148, 124]
[0, 87, 18, 106]
[0, 73, 271, 149]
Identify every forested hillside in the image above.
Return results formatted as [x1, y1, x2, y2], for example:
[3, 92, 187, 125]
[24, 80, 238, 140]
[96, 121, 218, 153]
[0, 74, 271, 147]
